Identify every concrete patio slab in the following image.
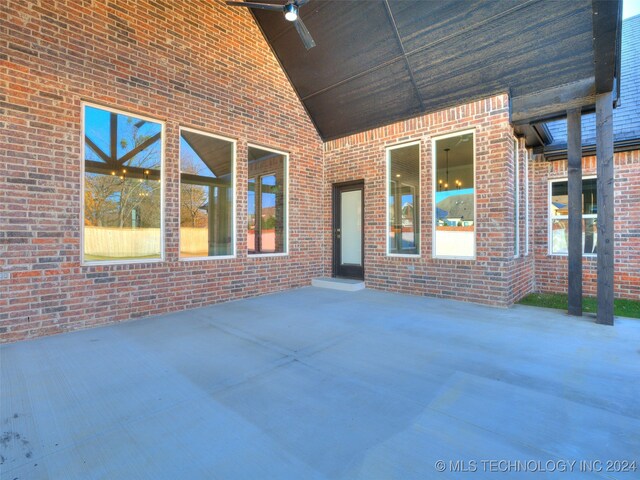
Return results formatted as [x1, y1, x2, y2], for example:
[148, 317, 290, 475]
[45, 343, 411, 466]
[312, 277, 366, 291]
[1, 287, 639, 479]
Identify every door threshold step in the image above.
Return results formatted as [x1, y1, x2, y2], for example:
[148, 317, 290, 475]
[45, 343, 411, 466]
[311, 277, 365, 292]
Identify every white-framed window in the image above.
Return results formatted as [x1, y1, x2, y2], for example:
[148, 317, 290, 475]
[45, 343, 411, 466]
[179, 127, 236, 259]
[548, 177, 597, 256]
[81, 103, 164, 264]
[386, 141, 420, 256]
[247, 144, 288, 255]
[432, 130, 476, 259]
[514, 138, 520, 258]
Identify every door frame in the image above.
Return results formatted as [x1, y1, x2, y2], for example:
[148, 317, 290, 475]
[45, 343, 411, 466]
[332, 180, 365, 279]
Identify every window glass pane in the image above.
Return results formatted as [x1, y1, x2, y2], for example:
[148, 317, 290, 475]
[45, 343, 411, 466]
[388, 144, 420, 254]
[551, 181, 568, 217]
[248, 178, 256, 252]
[551, 218, 569, 254]
[551, 218, 598, 255]
[260, 175, 278, 253]
[179, 130, 234, 258]
[83, 105, 162, 262]
[389, 180, 396, 249]
[434, 133, 474, 257]
[550, 179, 598, 255]
[584, 217, 597, 254]
[248, 147, 287, 254]
[582, 178, 597, 214]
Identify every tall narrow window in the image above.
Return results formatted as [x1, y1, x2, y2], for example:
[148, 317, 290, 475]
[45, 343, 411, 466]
[433, 132, 475, 258]
[248, 146, 287, 254]
[549, 178, 597, 255]
[514, 139, 520, 257]
[179, 129, 235, 258]
[83, 104, 163, 263]
[387, 143, 420, 255]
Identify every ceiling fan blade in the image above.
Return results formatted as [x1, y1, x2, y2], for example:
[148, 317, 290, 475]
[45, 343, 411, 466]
[226, 1, 284, 12]
[296, 0, 311, 6]
[293, 17, 316, 49]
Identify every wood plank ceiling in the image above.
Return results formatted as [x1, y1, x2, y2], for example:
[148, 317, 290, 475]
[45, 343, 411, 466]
[247, 0, 621, 141]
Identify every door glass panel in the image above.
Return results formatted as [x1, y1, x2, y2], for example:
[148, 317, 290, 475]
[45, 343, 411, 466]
[341, 190, 362, 265]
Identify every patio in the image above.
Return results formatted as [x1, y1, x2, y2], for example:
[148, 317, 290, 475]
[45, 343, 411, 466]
[1, 288, 639, 479]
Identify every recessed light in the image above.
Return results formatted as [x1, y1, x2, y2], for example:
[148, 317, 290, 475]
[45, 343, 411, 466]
[284, 4, 298, 21]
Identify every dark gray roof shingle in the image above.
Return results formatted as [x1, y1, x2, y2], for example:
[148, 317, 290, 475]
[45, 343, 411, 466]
[545, 14, 640, 146]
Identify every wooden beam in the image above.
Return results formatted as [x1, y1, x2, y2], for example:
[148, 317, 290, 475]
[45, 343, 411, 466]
[110, 113, 118, 161]
[596, 92, 614, 325]
[85, 136, 111, 164]
[382, 0, 425, 112]
[85, 160, 160, 181]
[117, 132, 161, 165]
[180, 172, 229, 188]
[592, 0, 622, 94]
[567, 109, 582, 316]
[510, 77, 595, 125]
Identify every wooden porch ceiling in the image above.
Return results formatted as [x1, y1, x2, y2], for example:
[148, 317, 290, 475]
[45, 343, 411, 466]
[247, 0, 622, 142]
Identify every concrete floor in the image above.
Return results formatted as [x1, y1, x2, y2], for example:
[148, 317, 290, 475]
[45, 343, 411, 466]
[1, 288, 639, 479]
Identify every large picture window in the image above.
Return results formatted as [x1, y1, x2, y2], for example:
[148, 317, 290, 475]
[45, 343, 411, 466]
[433, 132, 475, 258]
[248, 146, 287, 254]
[549, 178, 597, 255]
[82, 104, 163, 263]
[387, 143, 420, 255]
[179, 129, 235, 258]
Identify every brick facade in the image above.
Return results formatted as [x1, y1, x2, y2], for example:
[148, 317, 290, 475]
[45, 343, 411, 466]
[1, 2, 637, 343]
[532, 151, 640, 300]
[0, 1, 324, 342]
[323, 95, 535, 307]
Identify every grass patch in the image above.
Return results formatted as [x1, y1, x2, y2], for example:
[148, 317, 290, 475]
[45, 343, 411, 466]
[518, 293, 640, 319]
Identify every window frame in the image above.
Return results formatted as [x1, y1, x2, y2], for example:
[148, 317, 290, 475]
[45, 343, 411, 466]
[431, 129, 477, 260]
[246, 143, 289, 258]
[547, 175, 598, 257]
[248, 171, 277, 255]
[178, 126, 237, 261]
[385, 140, 422, 258]
[80, 101, 166, 266]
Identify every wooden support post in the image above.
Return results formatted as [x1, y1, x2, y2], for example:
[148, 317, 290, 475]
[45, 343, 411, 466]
[596, 92, 614, 325]
[567, 108, 582, 316]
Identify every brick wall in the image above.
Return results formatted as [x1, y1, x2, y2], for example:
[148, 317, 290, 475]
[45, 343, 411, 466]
[323, 95, 535, 307]
[4, 2, 635, 344]
[532, 150, 640, 300]
[0, 0, 324, 342]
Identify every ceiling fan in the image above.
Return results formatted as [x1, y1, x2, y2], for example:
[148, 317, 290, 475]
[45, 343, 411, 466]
[225, 0, 316, 50]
